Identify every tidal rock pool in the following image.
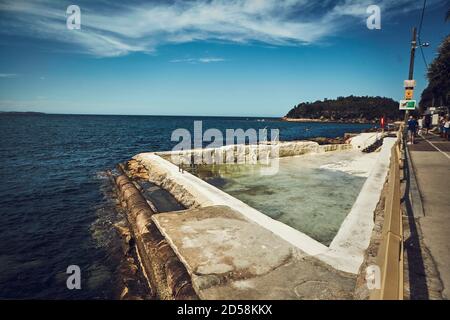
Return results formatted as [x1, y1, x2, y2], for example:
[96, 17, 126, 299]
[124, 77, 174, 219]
[194, 150, 379, 246]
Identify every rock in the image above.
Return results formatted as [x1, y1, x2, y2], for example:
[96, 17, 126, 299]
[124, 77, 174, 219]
[309, 136, 345, 145]
[114, 222, 131, 239]
[120, 286, 129, 299]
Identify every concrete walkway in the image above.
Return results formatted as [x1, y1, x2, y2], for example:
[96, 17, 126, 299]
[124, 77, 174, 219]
[408, 133, 450, 299]
[152, 205, 356, 299]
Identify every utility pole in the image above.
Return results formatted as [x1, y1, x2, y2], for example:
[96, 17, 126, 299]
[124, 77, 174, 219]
[408, 27, 417, 80]
[404, 27, 417, 123]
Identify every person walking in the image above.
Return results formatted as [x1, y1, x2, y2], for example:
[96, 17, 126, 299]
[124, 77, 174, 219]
[439, 115, 445, 138]
[444, 116, 450, 141]
[407, 115, 418, 145]
[423, 113, 432, 134]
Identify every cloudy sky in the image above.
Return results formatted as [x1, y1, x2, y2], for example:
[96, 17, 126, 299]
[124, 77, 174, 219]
[0, 0, 448, 116]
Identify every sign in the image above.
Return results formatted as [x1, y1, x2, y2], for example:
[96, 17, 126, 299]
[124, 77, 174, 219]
[399, 100, 416, 110]
[404, 89, 414, 100]
[404, 80, 416, 88]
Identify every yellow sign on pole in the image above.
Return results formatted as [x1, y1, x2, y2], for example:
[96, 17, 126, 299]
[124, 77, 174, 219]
[404, 89, 414, 100]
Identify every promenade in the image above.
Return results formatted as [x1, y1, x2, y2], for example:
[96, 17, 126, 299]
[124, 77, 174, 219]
[407, 133, 450, 299]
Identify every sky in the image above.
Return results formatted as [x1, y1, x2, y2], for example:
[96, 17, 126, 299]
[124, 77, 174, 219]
[0, 0, 448, 117]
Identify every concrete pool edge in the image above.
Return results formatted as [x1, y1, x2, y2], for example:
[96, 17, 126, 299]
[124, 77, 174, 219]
[133, 137, 393, 274]
[328, 138, 396, 263]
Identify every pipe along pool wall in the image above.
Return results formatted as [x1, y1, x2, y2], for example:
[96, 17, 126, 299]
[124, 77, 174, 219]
[114, 169, 197, 300]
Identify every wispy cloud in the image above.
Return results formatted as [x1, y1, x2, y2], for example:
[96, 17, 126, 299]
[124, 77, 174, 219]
[0, 0, 443, 57]
[0, 73, 19, 78]
[170, 57, 226, 64]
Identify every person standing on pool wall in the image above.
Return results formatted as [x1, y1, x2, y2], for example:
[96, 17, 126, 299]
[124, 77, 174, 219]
[407, 115, 418, 145]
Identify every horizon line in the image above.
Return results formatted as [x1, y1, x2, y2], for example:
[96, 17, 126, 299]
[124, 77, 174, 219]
[0, 111, 284, 118]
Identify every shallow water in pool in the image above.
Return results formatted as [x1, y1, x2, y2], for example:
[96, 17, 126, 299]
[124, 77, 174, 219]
[197, 150, 378, 245]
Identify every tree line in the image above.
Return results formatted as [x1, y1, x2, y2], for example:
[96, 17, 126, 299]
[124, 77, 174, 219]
[419, 34, 450, 110]
[285, 95, 403, 122]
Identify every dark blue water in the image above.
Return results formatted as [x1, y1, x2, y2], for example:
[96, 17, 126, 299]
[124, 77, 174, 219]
[0, 114, 373, 299]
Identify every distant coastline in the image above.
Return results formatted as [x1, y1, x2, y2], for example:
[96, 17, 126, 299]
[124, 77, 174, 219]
[281, 116, 377, 124]
[0, 111, 46, 115]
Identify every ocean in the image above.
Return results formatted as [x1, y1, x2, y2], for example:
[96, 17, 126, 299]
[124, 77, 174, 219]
[0, 113, 373, 299]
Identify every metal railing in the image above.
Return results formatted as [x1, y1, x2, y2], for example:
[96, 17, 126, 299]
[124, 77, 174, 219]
[370, 127, 404, 300]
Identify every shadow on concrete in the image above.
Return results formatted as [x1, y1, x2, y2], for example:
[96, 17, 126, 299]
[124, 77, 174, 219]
[402, 139, 429, 299]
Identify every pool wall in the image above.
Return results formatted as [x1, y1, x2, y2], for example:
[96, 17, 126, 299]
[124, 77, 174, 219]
[133, 136, 394, 274]
[155, 140, 353, 166]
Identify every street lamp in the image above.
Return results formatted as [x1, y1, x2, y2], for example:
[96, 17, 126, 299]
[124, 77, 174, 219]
[416, 42, 430, 48]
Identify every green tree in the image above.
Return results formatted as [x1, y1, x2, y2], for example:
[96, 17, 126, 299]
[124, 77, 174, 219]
[419, 34, 450, 108]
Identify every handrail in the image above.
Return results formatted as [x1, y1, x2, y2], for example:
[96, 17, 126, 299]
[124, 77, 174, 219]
[370, 126, 404, 300]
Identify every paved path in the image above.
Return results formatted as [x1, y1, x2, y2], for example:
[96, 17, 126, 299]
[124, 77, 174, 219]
[408, 133, 450, 299]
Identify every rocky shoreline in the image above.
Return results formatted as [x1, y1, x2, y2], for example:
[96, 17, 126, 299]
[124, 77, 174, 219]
[282, 116, 379, 124]
[307, 136, 351, 145]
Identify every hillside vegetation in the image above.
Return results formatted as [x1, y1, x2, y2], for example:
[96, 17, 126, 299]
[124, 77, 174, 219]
[285, 95, 403, 123]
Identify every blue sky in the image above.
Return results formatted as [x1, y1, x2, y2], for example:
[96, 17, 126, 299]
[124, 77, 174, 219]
[0, 0, 448, 117]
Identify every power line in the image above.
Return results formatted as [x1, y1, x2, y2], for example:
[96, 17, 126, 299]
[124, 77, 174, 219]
[418, 0, 427, 35]
[417, 0, 428, 69]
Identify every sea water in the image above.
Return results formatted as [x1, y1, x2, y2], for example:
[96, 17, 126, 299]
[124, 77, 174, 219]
[0, 113, 373, 298]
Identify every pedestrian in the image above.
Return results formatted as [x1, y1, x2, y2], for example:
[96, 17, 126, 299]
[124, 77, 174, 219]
[418, 116, 423, 135]
[407, 115, 418, 144]
[439, 115, 445, 138]
[444, 116, 450, 141]
[423, 113, 431, 134]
